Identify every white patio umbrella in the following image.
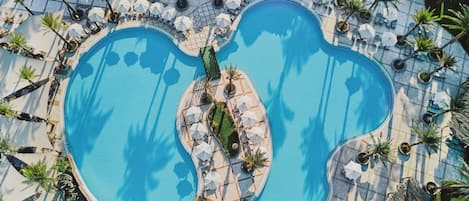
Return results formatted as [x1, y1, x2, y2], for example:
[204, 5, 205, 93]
[358, 23, 375, 40]
[134, 0, 149, 14]
[185, 106, 203, 123]
[226, 0, 241, 10]
[67, 23, 84, 38]
[382, 7, 398, 22]
[189, 123, 208, 140]
[434, 91, 451, 110]
[235, 96, 254, 112]
[161, 7, 176, 21]
[174, 16, 192, 32]
[381, 31, 397, 47]
[204, 171, 222, 190]
[246, 126, 264, 144]
[149, 2, 164, 16]
[241, 111, 258, 128]
[194, 142, 213, 161]
[116, 0, 132, 14]
[216, 13, 231, 28]
[88, 7, 105, 23]
[343, 160, 362, 183]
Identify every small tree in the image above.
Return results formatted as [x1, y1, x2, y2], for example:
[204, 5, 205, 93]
[14, 0, 34, 15]
[336, 0, 364, 33]
[21, 158, 55, 192]
[8, 33, 33, 55]
[357, 133, 392, 168]
[200, 79, 213, 104]
[242, 149, 268, 173]
[399, 122, 442, 155]
[0, 136, 15, 155]
[419, 52, 457, 83]
[428, 158, 469, 199]
[393, 36, 435, 71]
[224, 66, 241, 95]
[54, 157, 71, 175]
[41, 13, 72, 49]
[440, 4, 469, 50]
[396, 8, 439, 46]
[0, 101, 17, 119]
[19, 65, 37, 87]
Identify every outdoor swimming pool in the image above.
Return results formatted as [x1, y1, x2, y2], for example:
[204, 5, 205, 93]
[64, 1, 393, 200]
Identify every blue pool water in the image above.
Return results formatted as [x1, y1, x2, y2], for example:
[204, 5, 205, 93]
[64, 1, 393, 201]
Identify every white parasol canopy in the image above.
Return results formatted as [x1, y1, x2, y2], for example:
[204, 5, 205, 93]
[88, 7, 105, 23]
[67, 23, 84, 38]
[381, 31, 397, 47]
[241, 111, 258, 128]
[116, 0, 132, 14]
[204, 171, 222, 190]
[343, 160, 362, 182]
[246, 126, 264, 144]
[174, 16, 192, 32]
[185, 106, 203, 124]
[161, 7, 176, 21]
[433, 91, 451, 110]
[382, 7, 398, 22]
[358, 23, 375, 40]
[189, 123, 208, 140]
[194, 142, 213, 161]
[134, 0, 149, 14]
[216, 13, 231, 28]
[226, 0, 241, 10]
[235, 96, 254, 112]
[149, 2, 164, 16]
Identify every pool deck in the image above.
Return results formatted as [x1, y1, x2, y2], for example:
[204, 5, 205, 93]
[1, 0, 468, 200]
[175, 70, 273, 201]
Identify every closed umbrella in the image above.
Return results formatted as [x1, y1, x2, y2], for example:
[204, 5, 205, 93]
[216, 13, 231, 28]
[382, 7, 398, 22]
[174, 16, 192, 32]
[381, 32, 397, 47]
[189, 123, 208, 140]
[358, 23, 375, 40]
[149, 2, 164, 16]
[343, 160, 362, 182]
[161, 7, 176, 21]
[226, 0, 241, 10]
[67, 23, 84, 38]
[235, 96, 254, 112]
[433, 91, 451, 110]
[185, 106, 203, 123]
[246, 126, 264, 144]
[204, 171, 221, 190]
[241, 111, 258, 128]
[194, 142, 213, 161]
[88, 7, 105, 23]
[134, 0, 149, 14]
[117, 0, 131, 14]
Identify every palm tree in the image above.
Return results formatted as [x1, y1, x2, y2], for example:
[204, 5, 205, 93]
[427, 158, 469, 199]
[224, 66, 241, 95]
[357, 133, 392, 168]
[19, 65, 37, 87]
[54, 157, 71, 175]
[61, 0, 82, 20]
[14, 0, 34, 15]
[393, 36, 435, 70]
[368, 0, 399, 12]
[0, 137, 15, 155]
[396, 8, 439, 45]
[41, 13, 72, 48]
[440, 4, 469, 50]
[21, 158, 55, 192]
[399, 122, 442, 155]
[8, 33, 33, 55]
[336, 0, 364, 32]
[200, 79, 213, 104]
[0, 102, 17, 119]
[419, 52, 457, 83]
[242, 149, 269, 173]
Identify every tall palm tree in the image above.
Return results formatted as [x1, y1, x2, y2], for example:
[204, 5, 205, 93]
[201, 78, 213, 104]
[225, 66, 241, 95]
[393, 36, 435, 70]
[61, 0, 82, 20]
[19, 65, 37, 87]
[8, 33, 34, 55]
[399, 123, 442, 155]
[357, 133, 392, 168]
[242, 149, 268, 173]
[397, 8, 439, 44]
[368, 0, 399, 12]
[428, 159, 469, 199]
[419, 52, 457, 83]
[21, 158, 55, 192]
[440, 4, 469, 50]
[0, 102, 17, 119]
[14, 0, 34, 15]
[41, 13, 72, 48]
[336, 0, 364, 32]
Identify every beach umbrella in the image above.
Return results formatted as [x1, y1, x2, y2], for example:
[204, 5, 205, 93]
[67, 23, 84, 38]
[185, 106, 203, 123]
[381, 32, 397, 47]
[216, 13, 231, 28]
[116, 0, 132, 14]
[161, 7, 176, 21]
[189, 123, 208, 140]
[382, 7, 398, 22]
[204, 171, 221, 190]
[235, 96, 254, 112]
[225, 0, 241, 10]
[174, 16, 192, 32]
[246, 126, 264, 144]
[149, 2, 164, 16]
[194, 142, 213, 161]
[241, 111, 258, 128]
[434, 91, 451, 110]
[134, 0, 149, 14]
[358, 23, 375, 39]
[343, 160, 362, 182]
[88, 7, 105, 23]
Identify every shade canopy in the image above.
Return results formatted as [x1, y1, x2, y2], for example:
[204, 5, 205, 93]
[88, 7, 105, 23]
[134, 0, 149, 13]
[189, 123, 208, 140]
[174, 16, 192, 32]
[161, 7, 176, 21]
[246, 126, 264, 144]
[204, 171, 222, 190]
[194, 142, 213, 161]
[358, 23, 375, 39]
[185, 106, 203, 123]
[116, 0, 132, 14]
[216, 13, 231, 28]
[382, 7, 398, 22]
[226, 0, 241, 9]
[149, 2, 164, 16]
[241, 111, 258, 127]
[343, 160, 362, 182]
[381, 32, 397, 47]
[235, 95, 254, 112]
[67, 23, 84, 38]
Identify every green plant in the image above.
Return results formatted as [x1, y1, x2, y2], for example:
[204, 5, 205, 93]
[201, 79, 213, 104]
[225, 65, 240, 94]
[394, 36, 435, 69]
[359, 133, 392, 168]
[440, 4, 469, 50]
[420, 53, 457, 82]
[21, 158, 55, 192]
[0, 136, 14, 154]
[400, 8, 439, 40]
[41, 13, 72, 48]
[410, 122, 442, 154]
[54, 157, 71, 174]
[14, 0, 34, 15]
[429, 158, 469, 198]
[19, 65, 37, 87]
[242, 148, 268, 173]
[0, 101, 17, 119]
[8, 33, 32, 55]
[343, 0, 364, 23]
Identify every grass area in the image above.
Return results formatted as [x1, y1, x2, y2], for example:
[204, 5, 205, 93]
[425, 0, 469, 54]
[209, 103, 239, 156]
